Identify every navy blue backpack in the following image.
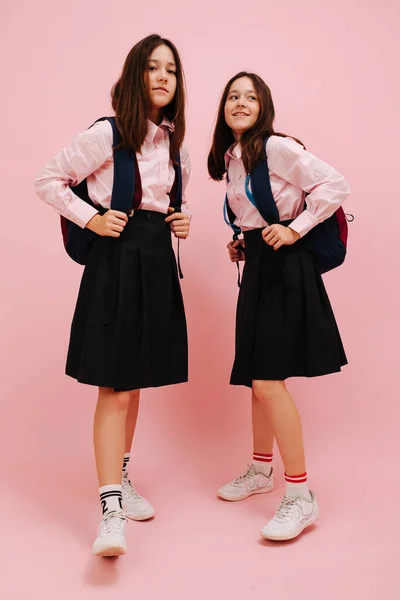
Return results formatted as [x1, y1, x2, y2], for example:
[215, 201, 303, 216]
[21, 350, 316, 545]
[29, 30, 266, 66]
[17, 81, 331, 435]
[61, 116, 183, 266]
[224, 138, 352, 276]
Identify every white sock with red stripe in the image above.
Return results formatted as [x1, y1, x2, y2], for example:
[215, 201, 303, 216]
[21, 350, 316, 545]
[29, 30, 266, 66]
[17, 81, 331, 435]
[252, 452, 273, 476]
[285, 472, 311, 500]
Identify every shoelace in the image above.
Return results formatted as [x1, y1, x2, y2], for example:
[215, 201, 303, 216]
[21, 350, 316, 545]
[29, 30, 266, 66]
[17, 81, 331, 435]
[101, 511, 126, 534]
[233, 464, 257, 484]
[122, 477, 141, 501]
[274, 496, 298, 521]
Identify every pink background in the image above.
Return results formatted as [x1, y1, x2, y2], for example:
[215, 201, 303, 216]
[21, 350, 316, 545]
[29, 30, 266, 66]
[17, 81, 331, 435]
[1, 0, 399, 598]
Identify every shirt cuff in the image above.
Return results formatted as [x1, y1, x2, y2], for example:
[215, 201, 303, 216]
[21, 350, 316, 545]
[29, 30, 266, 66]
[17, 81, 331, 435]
[66, 198, 99, 229]
[289, 211, 318, 238]
[180, 203, 191, 219]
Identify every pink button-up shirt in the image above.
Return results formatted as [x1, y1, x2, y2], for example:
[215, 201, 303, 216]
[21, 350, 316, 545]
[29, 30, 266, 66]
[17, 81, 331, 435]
[225, 135, 349, 237]
[35, 117, 191, 228]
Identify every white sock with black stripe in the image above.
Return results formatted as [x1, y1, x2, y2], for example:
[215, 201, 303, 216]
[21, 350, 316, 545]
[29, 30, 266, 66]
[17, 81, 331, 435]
[99, 485, 123, 515]
[122, 453, 130, 480]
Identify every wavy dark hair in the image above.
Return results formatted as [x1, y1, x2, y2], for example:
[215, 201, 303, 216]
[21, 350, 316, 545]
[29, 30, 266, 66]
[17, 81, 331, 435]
[111, 34, 186, 159]
[208, 72, 303, 180]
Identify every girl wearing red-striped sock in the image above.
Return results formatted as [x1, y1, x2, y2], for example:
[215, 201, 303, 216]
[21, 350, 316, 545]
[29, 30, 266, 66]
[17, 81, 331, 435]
[209, 72, 349, 540]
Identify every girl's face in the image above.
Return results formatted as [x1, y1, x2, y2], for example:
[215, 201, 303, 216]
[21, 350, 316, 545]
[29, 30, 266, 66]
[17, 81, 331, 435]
[224, 76, 260, 140]
[145, 44, 177, 112]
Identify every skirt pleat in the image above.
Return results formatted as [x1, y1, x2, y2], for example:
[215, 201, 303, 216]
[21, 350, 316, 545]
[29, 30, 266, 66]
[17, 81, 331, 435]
[66, 210, 188, 391]
[230, 228, 347, 387]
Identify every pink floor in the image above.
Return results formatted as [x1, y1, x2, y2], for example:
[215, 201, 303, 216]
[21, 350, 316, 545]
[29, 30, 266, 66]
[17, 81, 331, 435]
[4, 385, 399, 600]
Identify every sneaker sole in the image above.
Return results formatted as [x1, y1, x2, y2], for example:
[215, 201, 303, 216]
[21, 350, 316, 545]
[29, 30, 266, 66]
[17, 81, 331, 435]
[218, 485, 274, 502]
[93, 545, 127, 557]
[124, 511, 155, 521]
[260, 513, 319, 541]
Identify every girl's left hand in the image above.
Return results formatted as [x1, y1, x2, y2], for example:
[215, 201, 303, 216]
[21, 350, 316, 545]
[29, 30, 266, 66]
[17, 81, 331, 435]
[165, 210, 191, 239]
[262, 224, 300, 250]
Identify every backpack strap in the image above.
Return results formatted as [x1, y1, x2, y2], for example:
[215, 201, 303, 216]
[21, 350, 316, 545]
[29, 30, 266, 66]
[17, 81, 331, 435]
[171, 152, 184, 279]
[248, 136, 280, 225]
[224, 168, 246, 287]
[224, 136, 280, 286]
[223, 194, 242, 237]
[168, 152, 183, 211]
[223, 170, 242, 237]
[224, 137, 279, 234]
[84, 117, 137, 214]
[103, 117, 137, 214]
[164, 149, 184, 279]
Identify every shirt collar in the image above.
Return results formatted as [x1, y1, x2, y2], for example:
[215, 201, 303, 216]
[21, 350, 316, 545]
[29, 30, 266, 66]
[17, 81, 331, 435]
[146, 116, 174, 144]
[224, 142, 242, 168]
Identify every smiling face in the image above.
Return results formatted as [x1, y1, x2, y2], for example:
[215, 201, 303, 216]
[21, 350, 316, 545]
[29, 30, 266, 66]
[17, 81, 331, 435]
[224, 76, 260, 141]
[145, 44, 177, 118]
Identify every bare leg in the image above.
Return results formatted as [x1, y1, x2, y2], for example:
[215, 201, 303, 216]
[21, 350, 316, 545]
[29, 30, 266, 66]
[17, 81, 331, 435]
[252, 380, 306, 476]
[252, 391, 275, 455]
[93, 387, 130, 487]
[125, 389, 140, 454]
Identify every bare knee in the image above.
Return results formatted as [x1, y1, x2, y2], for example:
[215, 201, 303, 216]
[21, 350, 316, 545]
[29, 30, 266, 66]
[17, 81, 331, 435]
[98, 387, 131, 413]
[252, 380, 286, 404]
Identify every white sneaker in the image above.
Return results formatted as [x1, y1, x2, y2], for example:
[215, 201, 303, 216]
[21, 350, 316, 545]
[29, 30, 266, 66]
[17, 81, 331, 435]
[218, 464, 274, 501]
[260, 491, 319, 541]
[92, 511, 127, 556]
[122, 477, 155, 521]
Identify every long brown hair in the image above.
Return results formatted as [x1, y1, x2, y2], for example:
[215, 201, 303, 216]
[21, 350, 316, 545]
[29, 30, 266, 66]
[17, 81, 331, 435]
[208, 72, 303, 180]
[111, 34, 186, 159]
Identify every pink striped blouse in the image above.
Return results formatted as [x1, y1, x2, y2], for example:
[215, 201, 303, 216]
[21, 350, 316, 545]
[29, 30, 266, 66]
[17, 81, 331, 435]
[225, 135, 349, 237]
[35, 116, 191, 228]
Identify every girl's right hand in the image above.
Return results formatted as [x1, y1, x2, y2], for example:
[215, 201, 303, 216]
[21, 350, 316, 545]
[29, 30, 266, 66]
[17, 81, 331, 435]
[86, 210, 128, 237]
[227, 239, 245, 262]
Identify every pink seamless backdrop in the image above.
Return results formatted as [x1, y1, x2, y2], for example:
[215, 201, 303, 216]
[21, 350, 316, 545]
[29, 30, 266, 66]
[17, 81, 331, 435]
[1, 0, 399, 598]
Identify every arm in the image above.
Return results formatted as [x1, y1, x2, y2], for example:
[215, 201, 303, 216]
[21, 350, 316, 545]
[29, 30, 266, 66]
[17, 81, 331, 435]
[34, 120, 114, 229]
[267, 135, 350, 238]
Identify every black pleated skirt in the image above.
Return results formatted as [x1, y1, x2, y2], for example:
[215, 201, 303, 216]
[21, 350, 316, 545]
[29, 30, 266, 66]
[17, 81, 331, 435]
[230, 228, 347, 387]
[66, 210, 188, 391]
